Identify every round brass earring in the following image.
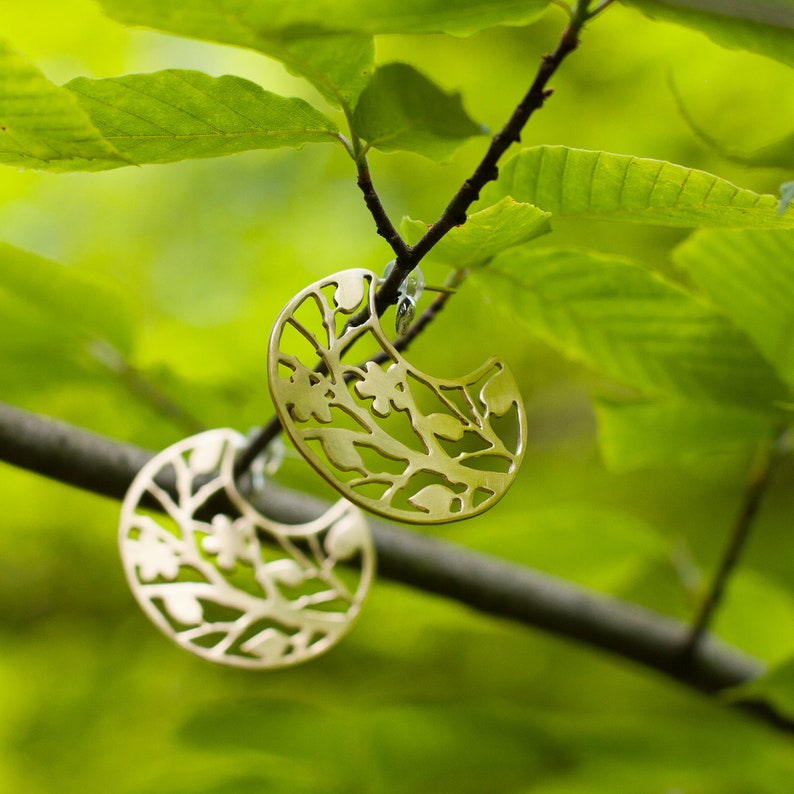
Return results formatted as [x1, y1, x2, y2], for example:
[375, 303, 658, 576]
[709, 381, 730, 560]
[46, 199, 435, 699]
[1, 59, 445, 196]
[267, 268, 526, 524]
[119, 428, 374, 668]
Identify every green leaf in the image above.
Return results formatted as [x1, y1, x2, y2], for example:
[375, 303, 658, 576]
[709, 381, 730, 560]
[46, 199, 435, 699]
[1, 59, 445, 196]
[401, 197, 551, 267]
[65, 70, 340, 167]
[477, 247, 788, 409]
[483, 146, 794, 228]
[98, 0, 376, 109]
[623, 0, 794, 68]
[594, 399, 773, 472]
[674, 230, 794, 382]
[100, 0, 550, 38]
[0, 241, 136, 354]
[729, 656, 794, 721]
[0, 40, 127, 172]
[353, 63, 484, 161]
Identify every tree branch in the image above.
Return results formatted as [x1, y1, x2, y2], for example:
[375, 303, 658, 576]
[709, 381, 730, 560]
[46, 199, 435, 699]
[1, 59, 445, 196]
[367, 12, 583, 319]
[1, 400, 791, 735]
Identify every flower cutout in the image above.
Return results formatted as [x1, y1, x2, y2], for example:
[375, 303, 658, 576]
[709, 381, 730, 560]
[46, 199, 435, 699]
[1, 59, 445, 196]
[201, 515, 254, 570]
[132, 523, 180, 582]
[354, 361, 411, 417]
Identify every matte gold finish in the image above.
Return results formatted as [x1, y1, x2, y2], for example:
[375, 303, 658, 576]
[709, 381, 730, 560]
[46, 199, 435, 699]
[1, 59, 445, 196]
[268, 269, 526, 524]
[119, 429, 374, 668]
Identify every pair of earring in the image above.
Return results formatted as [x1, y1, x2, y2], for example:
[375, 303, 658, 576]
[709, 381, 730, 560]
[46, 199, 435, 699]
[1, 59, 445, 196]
[119, 266, 526, 668]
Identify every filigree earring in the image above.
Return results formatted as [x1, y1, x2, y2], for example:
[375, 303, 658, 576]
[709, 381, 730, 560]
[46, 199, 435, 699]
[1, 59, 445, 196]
[119, 428, 374, 668]
[267, 267, 526, 524]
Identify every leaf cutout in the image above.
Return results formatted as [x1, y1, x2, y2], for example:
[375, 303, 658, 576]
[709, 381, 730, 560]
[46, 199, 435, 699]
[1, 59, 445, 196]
[265, 559, 306, 588]
[477, 247, 788, 410]
[163, 590, 204, 625]
[325, 513, 369, 560]
[409, 484, 460, 515]
[0, 39, 128, 172]
[353, 63, 484, 162]
[268, 270, 526, 524]
[479, 366, 521, 417]
[66, 70, 340, 167]
[483, 146, 794, 228]
[674, 229, 794, 382]
[401, 197, 552, 268]
[315, 430, 367, 473]
[428, 413, 467, 441]
[624, 0, 794, 69]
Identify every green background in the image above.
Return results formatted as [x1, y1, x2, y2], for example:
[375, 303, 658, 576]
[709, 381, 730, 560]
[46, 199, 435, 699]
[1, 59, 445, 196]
[1, 1, 793, 791]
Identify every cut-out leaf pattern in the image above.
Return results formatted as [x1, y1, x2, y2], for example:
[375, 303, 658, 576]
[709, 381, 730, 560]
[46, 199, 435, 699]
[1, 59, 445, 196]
[119, 429, 374, 669]
[268, 270, 526, 524]
[484, 146, 794, 228]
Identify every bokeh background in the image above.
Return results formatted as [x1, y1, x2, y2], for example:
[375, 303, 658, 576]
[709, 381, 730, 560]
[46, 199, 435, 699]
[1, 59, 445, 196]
[1, 1, 793, 791]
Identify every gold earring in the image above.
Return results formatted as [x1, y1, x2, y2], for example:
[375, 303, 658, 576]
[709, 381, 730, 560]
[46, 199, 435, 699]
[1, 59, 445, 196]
[119, 429, 374, 668]
[267, 268, 526, 524]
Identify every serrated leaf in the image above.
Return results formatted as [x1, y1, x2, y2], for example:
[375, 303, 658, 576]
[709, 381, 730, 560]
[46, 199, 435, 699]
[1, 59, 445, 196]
[402, 198, 551, 267]
[353, 63, 484, 161]
[65, 71, 339, 167]
[674, 230, 794, 382]
[0, 241, 136, 354]
[477, 247, 788, 409]
[483, 146, 794, 228]
[594, 399, 773, 472]
[624, 0, 794, 68]
[0, 40, 127, 172]
[100, 0, 549, 39]
[99, 2, 377, 109]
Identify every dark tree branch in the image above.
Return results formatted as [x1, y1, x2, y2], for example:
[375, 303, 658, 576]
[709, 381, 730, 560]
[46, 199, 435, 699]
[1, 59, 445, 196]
[1, 400, 791, 735]
[366, 13, 583, 320]
[681, 429, 791, 662]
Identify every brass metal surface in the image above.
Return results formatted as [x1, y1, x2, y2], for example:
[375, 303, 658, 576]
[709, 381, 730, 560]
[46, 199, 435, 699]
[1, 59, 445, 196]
[268, 269, 526, 524]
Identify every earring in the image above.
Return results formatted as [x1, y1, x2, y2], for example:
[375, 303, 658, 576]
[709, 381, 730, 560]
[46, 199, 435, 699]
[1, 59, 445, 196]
[119, 428, 375, 668]
[267, 268, 526, 525]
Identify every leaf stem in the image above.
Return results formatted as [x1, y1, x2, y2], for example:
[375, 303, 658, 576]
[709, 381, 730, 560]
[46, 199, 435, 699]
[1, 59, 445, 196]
[680, 427, 791, 664]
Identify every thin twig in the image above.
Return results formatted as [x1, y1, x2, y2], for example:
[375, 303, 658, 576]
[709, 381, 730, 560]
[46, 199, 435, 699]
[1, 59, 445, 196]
[365, 12, 584, 320]
[238, 11, 589, 473]
[2, 400, 792, 737]
[680, 428, 792, 663]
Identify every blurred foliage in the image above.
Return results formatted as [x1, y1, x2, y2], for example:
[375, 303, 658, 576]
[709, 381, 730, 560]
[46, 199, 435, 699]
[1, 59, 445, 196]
[1, 0, 794, 791]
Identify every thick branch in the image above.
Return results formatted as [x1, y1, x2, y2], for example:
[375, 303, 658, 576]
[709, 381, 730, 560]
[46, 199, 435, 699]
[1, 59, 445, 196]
[1, 401, 790, 735]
